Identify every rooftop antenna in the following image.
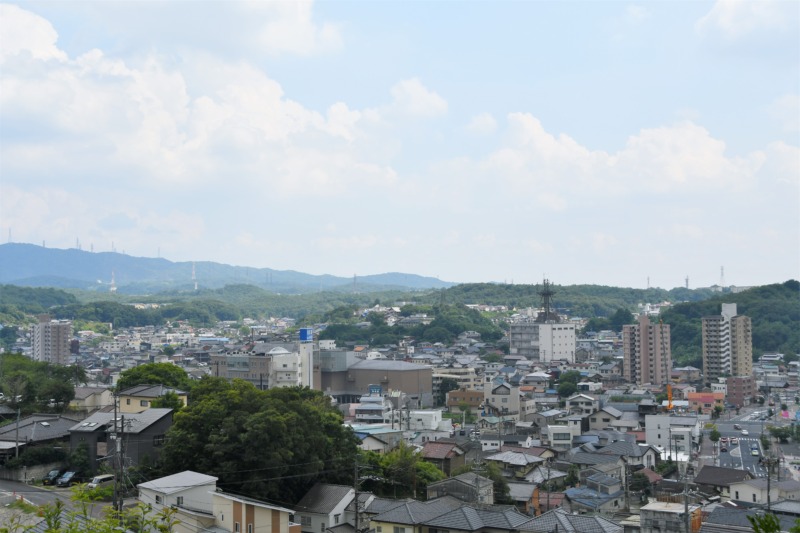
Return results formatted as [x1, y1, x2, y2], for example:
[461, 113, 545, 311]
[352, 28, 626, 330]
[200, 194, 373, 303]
[538, 278, 557, 323]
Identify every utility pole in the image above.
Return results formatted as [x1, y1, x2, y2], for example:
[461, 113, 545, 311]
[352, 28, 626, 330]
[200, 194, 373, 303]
[683, 467, 690, 533]
[354, 462, 360, 533]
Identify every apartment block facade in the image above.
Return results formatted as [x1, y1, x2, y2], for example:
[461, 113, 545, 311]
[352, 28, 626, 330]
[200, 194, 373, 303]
[509, 321, 576, 363]
[31, 314, 71, 365]
[702, 303, 753, 381]
[622, 314, 671, 386]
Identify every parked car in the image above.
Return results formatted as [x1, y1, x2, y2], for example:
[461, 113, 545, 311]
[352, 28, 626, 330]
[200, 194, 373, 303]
[56, 471, 82, 487]
[87, 474, 114, 489]
[42, 469, 64, 486]
[720, 446, 728, 453]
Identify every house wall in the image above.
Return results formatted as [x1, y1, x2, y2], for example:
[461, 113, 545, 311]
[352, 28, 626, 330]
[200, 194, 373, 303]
[139, 483, 215, 512]
[125, 413, 173, 467]
[213, 494, 293, 533]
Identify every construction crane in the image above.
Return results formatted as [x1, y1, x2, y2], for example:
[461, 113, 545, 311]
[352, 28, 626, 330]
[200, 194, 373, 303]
[667, 383, 674, 411]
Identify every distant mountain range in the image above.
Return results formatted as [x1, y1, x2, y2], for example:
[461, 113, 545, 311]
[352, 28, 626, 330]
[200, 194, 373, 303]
[0, 243, 454, 294]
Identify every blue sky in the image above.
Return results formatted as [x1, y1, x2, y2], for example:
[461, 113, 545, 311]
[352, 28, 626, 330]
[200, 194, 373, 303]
[1, 1, 798, 289]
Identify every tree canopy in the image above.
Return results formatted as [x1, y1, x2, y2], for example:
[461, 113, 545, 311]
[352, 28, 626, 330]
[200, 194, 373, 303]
[116, 363, 194, 392]
[158, 378, 360, 504]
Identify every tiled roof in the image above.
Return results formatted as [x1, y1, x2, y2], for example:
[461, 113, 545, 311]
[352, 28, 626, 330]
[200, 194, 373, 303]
[485, 450, 545, 467]
[694, 465, 752, 487]
[69, 408, 173, 434]
[424, 506, 532, 531]
[295, 483, 354, 514]
[421, 441, 463, 460]
[371, 498, 461, 525]
[0, 414, 82, 443]
[519, 508, 622, 533]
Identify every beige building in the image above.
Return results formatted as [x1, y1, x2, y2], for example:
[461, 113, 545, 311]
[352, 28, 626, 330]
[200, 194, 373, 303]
[622, 314, 671, 386]
[31, 314, 71, 365]
[320, 358, 433, 407]
[702, 303, 752, 381]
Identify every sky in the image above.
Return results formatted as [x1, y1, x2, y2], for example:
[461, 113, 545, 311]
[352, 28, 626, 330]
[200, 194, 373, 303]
[1, 1, 798, 289]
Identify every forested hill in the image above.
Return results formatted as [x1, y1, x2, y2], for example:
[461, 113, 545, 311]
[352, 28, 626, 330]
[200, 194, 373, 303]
[433, 282, 718, 317]
[661, 280, 800, 367]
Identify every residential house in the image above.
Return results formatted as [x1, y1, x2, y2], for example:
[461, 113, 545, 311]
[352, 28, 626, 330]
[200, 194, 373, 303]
[693, 465, 753, 500]
[507, 482, 539, 516]
[137, 470, 300, 533]
[69, 408, 173, 473]
[564, 473, 625, 515]
[426, 472, 494, 504]
[419, 440, 466, 476]
[588, 407, 623, 432]
[294, 483, 355, 533]
[639, 501, 702, 533]
[69, 387, 113, 413]
[699, 507, 798, 533]
[139, 470, 218, 532]
[729, 479, 800, 504]
[485, 450, 546, 481]
[118, 384, 187, 414]
[566, 393, 598, 415]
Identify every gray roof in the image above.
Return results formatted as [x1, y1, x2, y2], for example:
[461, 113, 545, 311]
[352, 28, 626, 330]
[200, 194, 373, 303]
[694, 465, 752, 487]
[371, 497, 462, 525]
[569, 452, 622, 465]
[586, 473, 620, 487]
[119, 384, 187, 397]
[520, 508, 623, 533]
[0, 414, 82, 443]
[486, 451, 545, 467]
[424, 506, 533, 531]
[507, 482, 536, 501]
[73, 386, 110, 400]
[599, 406, 622, 418]
[138, 470, 217, 495]
[699, 507, 797, 533]
[69, 408, 173, 434]
[295, 483, 354, 514]
[598, 440, 654, 458]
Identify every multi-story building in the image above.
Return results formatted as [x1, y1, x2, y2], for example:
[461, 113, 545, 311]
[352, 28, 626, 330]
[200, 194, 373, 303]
[509, 321, 576, 363]
[702, 303, 753, 382]
[726, 375, 755, 407]
[622, 314, 671, 386]
[31, 314, 71, 365]
[210, 342, 315, 391]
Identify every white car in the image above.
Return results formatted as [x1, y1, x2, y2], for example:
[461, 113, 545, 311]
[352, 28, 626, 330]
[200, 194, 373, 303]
[741, 429, 749, 435]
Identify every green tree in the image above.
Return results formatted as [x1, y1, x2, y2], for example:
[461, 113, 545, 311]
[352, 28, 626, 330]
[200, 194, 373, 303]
[159, 377, 359, 503]
[437, 378, 460, 406]
[709, 428, 721, 444]
[748, 513, 782, 533]
[116, 363, 193, 392]
[68, 442, 91, 474]
[559, 370, 582, 384]
[769, 425, 792, 444]
[558, 382, 578, 398]
[629, 472, 652, 494]
[712, 405, 723, 419]
[151, 390, 185, 411]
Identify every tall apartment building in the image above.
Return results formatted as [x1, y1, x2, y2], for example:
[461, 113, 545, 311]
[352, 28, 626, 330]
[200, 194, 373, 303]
[622, 314, 671, 386]
[702, 303, 752, 381]
[31, 314, 71, 365]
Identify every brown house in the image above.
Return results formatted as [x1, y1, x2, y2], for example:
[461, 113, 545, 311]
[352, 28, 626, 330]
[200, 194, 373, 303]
[420, 440, 466, 476]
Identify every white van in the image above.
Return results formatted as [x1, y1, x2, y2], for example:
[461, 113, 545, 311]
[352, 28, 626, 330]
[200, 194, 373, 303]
[87, 474, 114, 489]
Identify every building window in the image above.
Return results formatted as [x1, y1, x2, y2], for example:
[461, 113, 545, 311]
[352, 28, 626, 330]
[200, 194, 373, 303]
[153, 435, 166, 446]
[141, 400, 149, 407]
[155, 495, 162, 505]
[394, 528, 406, 533]
[248, 525, 253, 533]
[176, 496, 183, 506]
[235, 523, 241, 532]
[335, 514, 340, 524]
[126, 399, 131, 405]
[301, 517, 312, 526]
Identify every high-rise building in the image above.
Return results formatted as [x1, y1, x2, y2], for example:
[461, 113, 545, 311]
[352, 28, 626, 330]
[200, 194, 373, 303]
[31, 314, 72, 365]
[702, 303, 752, 382]
[622, 314, 671, 386]
[508, 279, 576, 363]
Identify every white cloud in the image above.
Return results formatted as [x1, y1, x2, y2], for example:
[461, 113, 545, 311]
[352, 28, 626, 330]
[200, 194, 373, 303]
[466, 112, 497, 135]
[625, 4, 650, 24]
[389, 78, 448, 117]
[249, 1, 343, 56]
[0, 4, 67, 62]
[696, 0, 796, 39]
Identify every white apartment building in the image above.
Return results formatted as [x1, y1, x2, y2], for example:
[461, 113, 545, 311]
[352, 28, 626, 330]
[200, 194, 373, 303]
[31, 314, 71, 365]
